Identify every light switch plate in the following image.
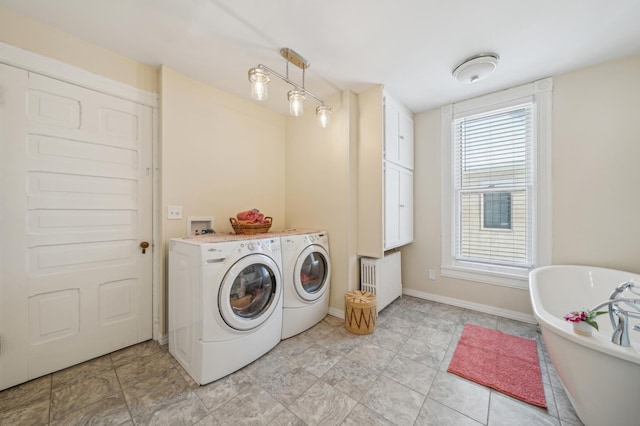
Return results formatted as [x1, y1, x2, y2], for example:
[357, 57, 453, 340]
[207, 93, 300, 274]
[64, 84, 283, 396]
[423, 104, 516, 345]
[168, 205, 183, 220]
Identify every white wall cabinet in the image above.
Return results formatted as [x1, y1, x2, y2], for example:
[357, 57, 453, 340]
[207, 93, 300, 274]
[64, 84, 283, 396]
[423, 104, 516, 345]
[358, 86, 414, 258]
[384, 162, 414, 250]
[384, 95, 414, 170]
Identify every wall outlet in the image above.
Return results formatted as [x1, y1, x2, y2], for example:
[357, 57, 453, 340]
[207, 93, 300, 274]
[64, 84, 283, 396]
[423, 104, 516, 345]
[168, 205, 183, 220]
[428, 269, 436, 280]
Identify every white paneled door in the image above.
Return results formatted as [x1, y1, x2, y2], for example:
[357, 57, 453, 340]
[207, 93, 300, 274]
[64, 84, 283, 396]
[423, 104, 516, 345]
[0, 64, 153, 391]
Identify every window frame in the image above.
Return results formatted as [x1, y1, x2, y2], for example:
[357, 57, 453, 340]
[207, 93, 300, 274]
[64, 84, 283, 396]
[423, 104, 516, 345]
[440, 78, 552, 289]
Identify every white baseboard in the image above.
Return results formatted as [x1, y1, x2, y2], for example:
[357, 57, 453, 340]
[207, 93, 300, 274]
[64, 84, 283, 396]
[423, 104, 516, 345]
[328, 306, 344, 320]
[402, 288, 537, 324]
[157, 334, 168, 346]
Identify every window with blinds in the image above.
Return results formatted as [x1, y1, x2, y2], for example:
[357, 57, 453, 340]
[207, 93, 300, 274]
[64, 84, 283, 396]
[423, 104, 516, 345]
[452, 101, 534, 268]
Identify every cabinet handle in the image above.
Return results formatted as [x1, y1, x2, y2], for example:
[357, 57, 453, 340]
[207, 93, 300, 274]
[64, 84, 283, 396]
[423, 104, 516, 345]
[399, 204, 406, 207]
[399, 135, 405, 139]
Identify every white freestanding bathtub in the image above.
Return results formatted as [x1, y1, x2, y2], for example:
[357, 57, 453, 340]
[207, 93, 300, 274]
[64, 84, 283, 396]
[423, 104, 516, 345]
[529, 265, 640, 426]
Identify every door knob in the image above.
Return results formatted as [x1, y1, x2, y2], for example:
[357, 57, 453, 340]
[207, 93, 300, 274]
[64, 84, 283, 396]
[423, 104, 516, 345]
[140, 241, 150, 254]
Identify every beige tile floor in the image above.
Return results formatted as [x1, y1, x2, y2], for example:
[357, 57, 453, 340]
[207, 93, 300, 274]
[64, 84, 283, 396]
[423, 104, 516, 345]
[0, 296, 584, 425]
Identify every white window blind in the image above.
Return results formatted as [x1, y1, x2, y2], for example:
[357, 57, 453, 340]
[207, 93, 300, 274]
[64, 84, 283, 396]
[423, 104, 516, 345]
[453, 101, 534, 267]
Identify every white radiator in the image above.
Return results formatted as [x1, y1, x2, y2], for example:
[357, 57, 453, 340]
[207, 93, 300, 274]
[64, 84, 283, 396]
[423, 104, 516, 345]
[360, 251, 402, 312]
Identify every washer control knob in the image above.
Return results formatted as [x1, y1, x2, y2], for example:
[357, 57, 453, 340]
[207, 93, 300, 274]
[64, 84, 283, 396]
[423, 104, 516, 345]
[247, 242, 255, 251]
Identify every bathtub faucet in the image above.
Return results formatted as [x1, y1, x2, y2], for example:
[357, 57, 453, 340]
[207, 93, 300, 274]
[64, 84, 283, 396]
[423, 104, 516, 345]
[609, 281, 634, 300]
[611, 306, 629, 346]
[609, 281, 634, 345]
[590, 297, 640, 346]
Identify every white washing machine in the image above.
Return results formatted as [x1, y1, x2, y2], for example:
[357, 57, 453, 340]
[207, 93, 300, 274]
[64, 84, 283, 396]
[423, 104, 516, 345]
[168, 235, 283, 385]
[280, 231, 331, 339]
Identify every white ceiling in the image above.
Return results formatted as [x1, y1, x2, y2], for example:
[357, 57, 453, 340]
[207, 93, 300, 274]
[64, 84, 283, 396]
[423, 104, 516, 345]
[2, 0, 640, 114]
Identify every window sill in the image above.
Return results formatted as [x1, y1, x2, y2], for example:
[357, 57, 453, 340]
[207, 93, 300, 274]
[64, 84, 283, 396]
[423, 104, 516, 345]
[440, 264, 530, 290]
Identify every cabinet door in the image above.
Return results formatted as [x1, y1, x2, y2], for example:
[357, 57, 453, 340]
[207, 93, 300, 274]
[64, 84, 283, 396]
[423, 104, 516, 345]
[384, 163, 414, 250]
[384, 97, 400, 165]
[384, 95, 414, 171]
[399, 112, 414, 170]
[384, 164, 401, 250]
[399, 168, 414, 245]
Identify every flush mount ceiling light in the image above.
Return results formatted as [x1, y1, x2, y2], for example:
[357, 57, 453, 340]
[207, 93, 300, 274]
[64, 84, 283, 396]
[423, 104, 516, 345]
[248, 48, 332, 128]
[452, 53, 500, 84]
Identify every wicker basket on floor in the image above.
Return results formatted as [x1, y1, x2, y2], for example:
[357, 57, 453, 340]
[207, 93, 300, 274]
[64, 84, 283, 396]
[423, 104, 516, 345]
[344, 290, 377, 335]
[229, 217, 273, 235]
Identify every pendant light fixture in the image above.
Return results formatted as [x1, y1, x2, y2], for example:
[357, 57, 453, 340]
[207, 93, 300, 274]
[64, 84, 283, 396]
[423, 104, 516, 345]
[248, 48, 332, 128]
[288, 89, 305, 116]
[249, 68, 270, 100]
[316, 105, 331, 128]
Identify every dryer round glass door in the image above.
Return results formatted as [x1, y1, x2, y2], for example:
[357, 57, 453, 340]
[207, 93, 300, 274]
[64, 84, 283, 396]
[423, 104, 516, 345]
[219, 254, 282, 331]
[294, 245, 331, 302]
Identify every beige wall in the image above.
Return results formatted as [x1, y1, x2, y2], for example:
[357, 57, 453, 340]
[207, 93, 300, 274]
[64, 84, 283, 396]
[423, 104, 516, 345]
[285, 90, 360, 311]
[160, 66, 286, 238]
[357, 86, 385, 258]
[552, 55, 640, 270]
[0, 8, 157, 92]
[160, 66, 287, 331]
[403, 54, 640, 317]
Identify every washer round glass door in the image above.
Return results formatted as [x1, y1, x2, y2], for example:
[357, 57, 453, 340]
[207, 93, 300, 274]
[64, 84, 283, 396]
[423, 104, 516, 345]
[293, 245, 330, 302]
[219, 254, 282, 331]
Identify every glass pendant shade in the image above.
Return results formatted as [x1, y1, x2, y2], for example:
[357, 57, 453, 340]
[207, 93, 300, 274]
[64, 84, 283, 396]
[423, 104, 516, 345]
[247, 49, 330, 125]
[248, 68, 270, 100]
[316, 105, 331, 128]
[288, 89, 305, 116]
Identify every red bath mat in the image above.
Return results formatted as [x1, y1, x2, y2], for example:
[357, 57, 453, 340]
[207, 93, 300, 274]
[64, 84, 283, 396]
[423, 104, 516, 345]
[447, 323, 546, 408]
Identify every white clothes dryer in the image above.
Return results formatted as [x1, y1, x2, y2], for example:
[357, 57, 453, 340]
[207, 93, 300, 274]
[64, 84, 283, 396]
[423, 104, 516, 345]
[280, 231, 331, 339]
[168, 235, 283, 385]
